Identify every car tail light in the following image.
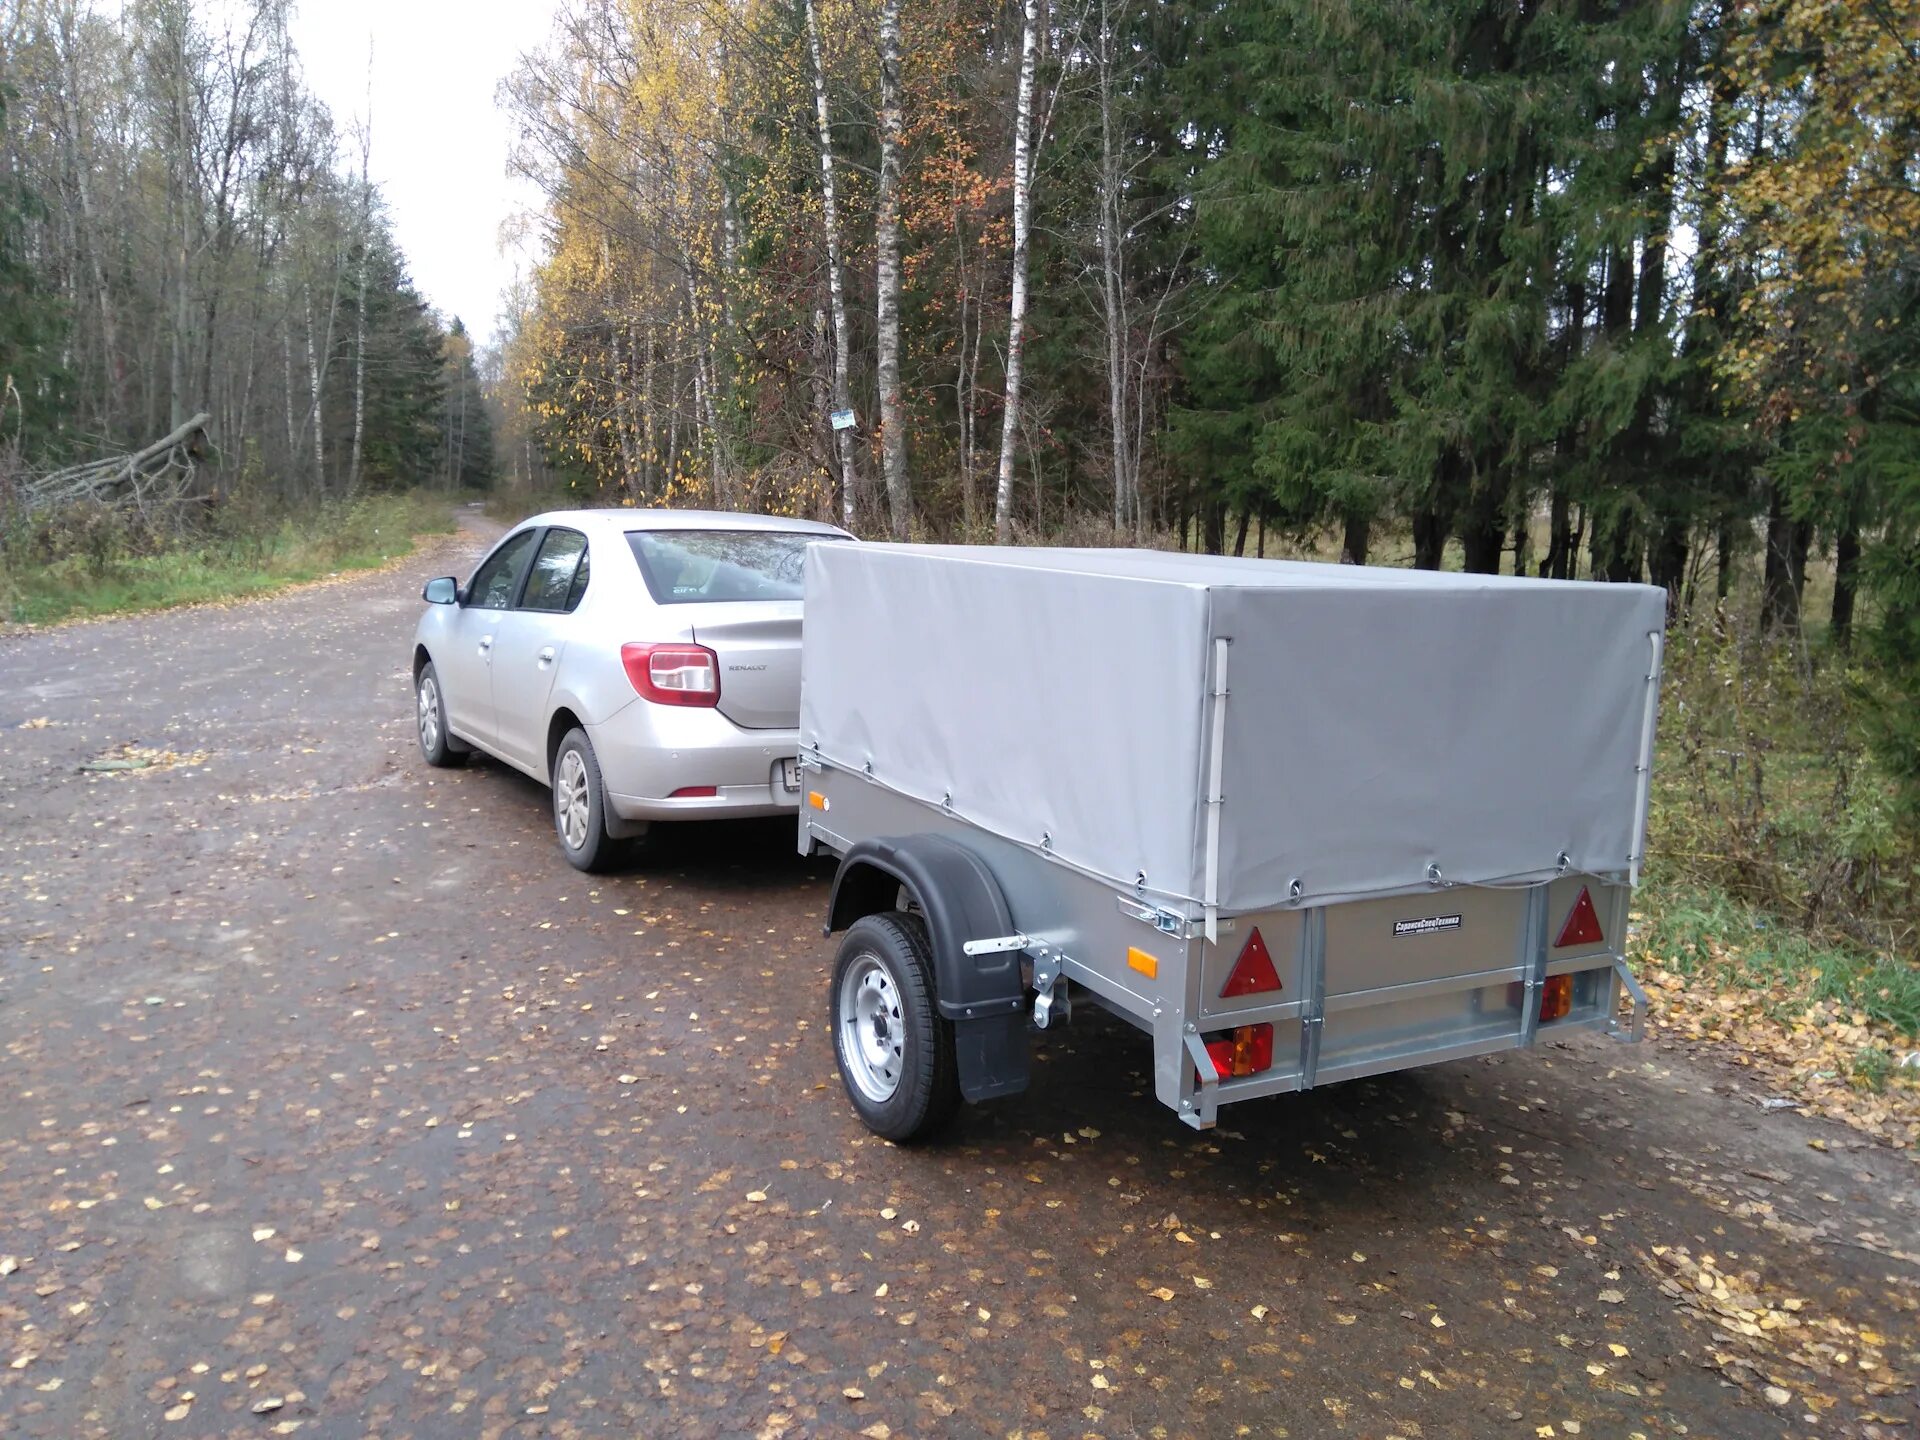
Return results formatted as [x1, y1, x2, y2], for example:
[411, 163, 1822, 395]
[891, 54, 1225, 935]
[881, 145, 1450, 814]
[1538, 973, 1573, 1023]
[622, 643, 720, 707]
[1204, 1023, 1274, 1080]
[1219, 926, 1282, 998]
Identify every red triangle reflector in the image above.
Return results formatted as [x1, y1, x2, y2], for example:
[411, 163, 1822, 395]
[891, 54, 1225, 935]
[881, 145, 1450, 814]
[1554, 887, 1604, 948]
[1221, 926, 1282, 997]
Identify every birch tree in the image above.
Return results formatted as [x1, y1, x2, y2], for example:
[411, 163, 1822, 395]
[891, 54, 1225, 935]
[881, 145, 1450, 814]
[873, 0, 909, 538]
[992, 0, 1041, 542]
[805, 0, 861, 530]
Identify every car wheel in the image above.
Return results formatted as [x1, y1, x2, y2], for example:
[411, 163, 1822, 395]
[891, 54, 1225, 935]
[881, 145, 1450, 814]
[830, 912, 959, 1143]
[552, 728, 619, 873]
[416, 662, 468, 768]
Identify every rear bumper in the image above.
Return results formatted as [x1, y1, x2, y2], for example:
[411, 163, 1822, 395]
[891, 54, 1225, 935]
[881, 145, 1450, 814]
[590, 699, 800, 822]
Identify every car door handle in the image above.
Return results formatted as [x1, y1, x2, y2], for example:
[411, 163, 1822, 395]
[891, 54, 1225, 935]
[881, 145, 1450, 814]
[537, 647, 556, 665]
[478, 635, 492, 655]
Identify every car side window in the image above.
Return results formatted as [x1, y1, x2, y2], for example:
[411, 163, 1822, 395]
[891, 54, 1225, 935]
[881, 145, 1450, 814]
[522, 528, 589, 614]
[565, 546, 591, 612]
[468, 529, 540, 610]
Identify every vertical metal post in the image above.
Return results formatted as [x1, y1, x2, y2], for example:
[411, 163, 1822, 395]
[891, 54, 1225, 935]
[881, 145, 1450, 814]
[1628, 630, 1664, 887]
[1202, 636, 1230, 943]
[1518, 883, 1550, 1049]
[1295, 907, 1326, 1089]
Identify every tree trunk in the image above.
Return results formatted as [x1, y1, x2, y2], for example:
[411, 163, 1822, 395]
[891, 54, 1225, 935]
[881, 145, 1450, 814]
[1202, 499, 1225, 555]
[1542, 485, 1571, 578]
[1460, 486, 1505, 575]
[1648, 515, 1690, 617]
[805, 0, 861, 531]
[874, 0, 910, 538]
[1832, 514, 1862, 650]
[1412, 510, 1448, 570]
[1760, 481, 1811, 633]
[992, 0, 1042, 542]
[1097, 0, 1131, 533]
[1341, 508, 1370, 566]
[304, 279, 326, 490]
[1232, 509, 1250, 557]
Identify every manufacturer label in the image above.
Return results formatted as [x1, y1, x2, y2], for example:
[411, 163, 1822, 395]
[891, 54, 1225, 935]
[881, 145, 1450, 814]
[1393, 913, 1462, 939]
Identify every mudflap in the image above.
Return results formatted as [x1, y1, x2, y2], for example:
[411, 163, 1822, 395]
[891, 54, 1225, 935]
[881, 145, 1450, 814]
[951, 1013, 1029, 1102]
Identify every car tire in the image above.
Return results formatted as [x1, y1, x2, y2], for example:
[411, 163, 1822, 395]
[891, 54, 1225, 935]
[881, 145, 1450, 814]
[415, 661, 468, 768]
[552, 727, 619, 873]
[830, 912, 960, 1143]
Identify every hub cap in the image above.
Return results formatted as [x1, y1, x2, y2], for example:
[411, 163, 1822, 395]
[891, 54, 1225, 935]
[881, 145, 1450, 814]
[555, 748, 591, 850]
[838, 954, 904, 1103]
[417, 676, 441, 754]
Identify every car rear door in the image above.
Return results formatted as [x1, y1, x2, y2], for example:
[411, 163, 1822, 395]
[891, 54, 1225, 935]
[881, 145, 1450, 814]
[489, 526, 591, 775]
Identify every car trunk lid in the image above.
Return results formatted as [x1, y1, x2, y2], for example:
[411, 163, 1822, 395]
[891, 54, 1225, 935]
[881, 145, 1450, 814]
[690, 601, 803, 730]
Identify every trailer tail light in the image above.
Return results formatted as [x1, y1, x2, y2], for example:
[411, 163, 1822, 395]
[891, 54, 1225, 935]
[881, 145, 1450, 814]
[622, 642, 720, 706]
[1204, 1023, 1274, 1080]
[1219, 926, 1282, 998]
[1554, 886, 1604, 948]
[1539, 973, 1573, 1023]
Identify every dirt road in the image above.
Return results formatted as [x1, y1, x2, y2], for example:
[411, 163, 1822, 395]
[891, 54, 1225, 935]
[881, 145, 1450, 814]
[1, 515, 1913, 1439]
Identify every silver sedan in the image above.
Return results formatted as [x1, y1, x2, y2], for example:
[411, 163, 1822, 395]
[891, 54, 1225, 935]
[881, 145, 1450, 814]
[411, 508, 853, 871]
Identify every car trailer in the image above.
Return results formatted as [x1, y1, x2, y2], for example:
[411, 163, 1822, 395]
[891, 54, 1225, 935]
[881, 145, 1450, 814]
[798, 545, 1665, 1141]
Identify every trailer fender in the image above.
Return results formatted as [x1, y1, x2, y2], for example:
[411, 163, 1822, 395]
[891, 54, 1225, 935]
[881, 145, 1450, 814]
[826, 835, 1030, 1103]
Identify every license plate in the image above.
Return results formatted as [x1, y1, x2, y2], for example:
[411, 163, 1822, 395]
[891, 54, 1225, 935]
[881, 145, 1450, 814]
[779, 758, 801, 792]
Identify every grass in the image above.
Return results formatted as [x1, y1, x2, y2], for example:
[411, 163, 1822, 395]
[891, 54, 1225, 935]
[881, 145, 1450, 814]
[1633, 867, 1920, 1040]
[0, 491, 456, 627]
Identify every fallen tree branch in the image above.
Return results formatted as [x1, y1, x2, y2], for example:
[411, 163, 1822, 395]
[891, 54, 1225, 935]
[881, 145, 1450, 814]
[25, 413, 212, 514]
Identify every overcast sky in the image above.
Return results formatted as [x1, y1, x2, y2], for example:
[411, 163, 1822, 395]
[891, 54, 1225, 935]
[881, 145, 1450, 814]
[289, 0, 559, 349]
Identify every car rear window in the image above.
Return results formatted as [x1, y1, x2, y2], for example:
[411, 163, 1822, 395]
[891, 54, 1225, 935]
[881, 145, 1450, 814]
[627, 530, 843, 605]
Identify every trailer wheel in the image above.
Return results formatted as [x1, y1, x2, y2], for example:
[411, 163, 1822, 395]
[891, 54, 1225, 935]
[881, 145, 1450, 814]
[830, 912, 959, 1142]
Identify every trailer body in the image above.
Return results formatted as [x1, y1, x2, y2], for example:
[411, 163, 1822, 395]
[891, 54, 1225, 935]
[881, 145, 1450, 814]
[800, 545, 1664, 1133]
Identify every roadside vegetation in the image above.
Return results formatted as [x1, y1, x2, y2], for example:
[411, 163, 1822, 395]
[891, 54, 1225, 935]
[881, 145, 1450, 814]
[1636, 602, 1919, 1145]
[0, 489, 456, 628]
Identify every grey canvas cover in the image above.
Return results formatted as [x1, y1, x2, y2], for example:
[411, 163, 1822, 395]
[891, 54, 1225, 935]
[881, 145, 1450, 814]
[801, 544, 1665, 913]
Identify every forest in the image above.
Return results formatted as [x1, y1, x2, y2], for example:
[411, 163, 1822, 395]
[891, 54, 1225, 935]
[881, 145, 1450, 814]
[491, 0, 1920, 998]
[0, 0, 493, 517]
